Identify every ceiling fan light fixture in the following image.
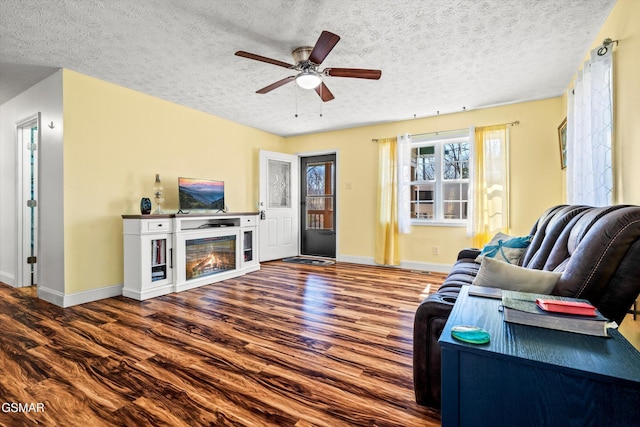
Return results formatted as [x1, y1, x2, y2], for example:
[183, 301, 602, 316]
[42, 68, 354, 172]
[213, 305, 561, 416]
[296, 71, 322, 89]
[236, 31, 381, 102]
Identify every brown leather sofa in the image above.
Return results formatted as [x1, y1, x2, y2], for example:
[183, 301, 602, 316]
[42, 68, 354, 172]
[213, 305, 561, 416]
[413, 205, 640, 409]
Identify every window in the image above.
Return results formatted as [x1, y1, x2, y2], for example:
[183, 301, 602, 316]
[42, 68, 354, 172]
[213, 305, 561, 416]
[305, 160, 334, 230]
[410, 131, 470, 224]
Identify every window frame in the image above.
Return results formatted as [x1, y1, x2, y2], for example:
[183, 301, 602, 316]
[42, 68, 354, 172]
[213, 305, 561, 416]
[409, 131, 471, 227]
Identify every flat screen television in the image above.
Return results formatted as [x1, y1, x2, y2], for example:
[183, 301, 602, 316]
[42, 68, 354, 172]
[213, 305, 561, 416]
[178, 177, 225, 212]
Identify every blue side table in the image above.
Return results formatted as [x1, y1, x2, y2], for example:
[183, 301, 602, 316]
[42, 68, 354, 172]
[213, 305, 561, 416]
[439, 286, 640, 427]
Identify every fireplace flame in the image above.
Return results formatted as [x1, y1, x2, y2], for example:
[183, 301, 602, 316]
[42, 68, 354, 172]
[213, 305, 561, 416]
[192, 253, 220, 275]
[185, 238, 236, 280]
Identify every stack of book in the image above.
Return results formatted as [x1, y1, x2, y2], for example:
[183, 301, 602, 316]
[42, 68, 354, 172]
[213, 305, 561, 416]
[501, 290, 617, 337]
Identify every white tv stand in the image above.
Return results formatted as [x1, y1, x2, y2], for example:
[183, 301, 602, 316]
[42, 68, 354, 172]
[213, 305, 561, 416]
[122, 212, 259, 300]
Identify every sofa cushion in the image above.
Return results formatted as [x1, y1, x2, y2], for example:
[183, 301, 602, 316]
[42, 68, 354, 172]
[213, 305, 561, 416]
[475, 232, 533, 265]
[472, 256, 561, 294]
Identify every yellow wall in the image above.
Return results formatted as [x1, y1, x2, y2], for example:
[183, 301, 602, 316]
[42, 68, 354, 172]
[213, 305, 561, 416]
[38, 0, 640, 299]
[61, 49, 580, 293]
[61, 67, 565, 294]
[62, 70, 285, 293]
[286, 97, 565, 265]
[584, 0, 640, 204]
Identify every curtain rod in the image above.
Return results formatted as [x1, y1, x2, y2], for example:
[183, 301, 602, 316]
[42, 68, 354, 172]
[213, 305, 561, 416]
[371, 120, 520, 142]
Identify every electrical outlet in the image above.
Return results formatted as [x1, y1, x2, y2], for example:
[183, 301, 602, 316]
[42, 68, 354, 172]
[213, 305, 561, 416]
[432, 246, 439, 255]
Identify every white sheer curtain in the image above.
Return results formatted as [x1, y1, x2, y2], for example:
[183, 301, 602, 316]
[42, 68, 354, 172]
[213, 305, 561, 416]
[566, 46, 613, 206]
[397, 134, 412, 234]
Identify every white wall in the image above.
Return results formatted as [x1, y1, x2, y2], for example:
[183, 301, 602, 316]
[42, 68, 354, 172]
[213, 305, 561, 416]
[0, 70, 65, 300]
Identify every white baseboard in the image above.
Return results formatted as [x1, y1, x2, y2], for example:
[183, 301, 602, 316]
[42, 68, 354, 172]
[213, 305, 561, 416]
[38, 283, 124, 308]
[0, 270, 15, 286]
[399, 260, 452, 274]
[37, 286, 64, 306]
[336, 255, 378, 266]
[336, 255, 452, 274]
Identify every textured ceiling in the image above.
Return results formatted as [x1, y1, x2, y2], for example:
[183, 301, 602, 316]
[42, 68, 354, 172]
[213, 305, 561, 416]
[0, 0, 616, 137]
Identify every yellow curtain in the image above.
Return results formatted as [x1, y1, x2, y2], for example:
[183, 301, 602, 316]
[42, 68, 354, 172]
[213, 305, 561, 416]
[375, 137, 401, 265]
[470, 125, 509, 248]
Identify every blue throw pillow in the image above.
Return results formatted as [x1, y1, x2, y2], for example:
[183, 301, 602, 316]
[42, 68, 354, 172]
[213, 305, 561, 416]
[475, 232, 533, 265]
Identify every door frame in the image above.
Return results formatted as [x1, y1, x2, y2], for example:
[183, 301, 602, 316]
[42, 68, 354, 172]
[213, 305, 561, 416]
[15, 113, 41, 288]
[297, 149, 339, 259]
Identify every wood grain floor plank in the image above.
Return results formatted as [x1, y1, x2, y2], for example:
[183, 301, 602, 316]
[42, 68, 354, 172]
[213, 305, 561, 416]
[25, 345, 131, 412]
[25, 378, 117, 427]
[243, 340, 417, 413]
[186, 359, 350, 427]
[0, 261, 442, 426]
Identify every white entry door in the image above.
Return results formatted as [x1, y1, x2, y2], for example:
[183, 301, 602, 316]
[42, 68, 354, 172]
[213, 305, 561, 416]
[259, 150, 299, 261]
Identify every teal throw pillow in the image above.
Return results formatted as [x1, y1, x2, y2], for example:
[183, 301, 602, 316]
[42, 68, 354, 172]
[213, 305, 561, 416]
[475, 232, 533, 265]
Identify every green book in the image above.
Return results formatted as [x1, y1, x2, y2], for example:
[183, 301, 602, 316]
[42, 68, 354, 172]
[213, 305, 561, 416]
[501, 290, 616, 337]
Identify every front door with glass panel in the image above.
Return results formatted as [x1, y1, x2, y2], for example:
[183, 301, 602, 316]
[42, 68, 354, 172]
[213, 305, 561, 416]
[259, 150, 300, 261]
[300, 154, 336, 258]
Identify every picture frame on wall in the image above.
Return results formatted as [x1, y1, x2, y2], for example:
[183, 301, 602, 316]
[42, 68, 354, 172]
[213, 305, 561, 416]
[558, 118, 567, 169]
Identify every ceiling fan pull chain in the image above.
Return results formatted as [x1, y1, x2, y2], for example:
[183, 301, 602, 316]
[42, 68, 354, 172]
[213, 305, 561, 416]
[295, 84, 299, 118]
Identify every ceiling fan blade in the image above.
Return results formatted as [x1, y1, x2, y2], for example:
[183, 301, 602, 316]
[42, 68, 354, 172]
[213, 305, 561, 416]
[235, 51, 294, 69]
[314, 82, 335, 102]
[309, 31, 341, 65]
[256, 76, 295, 94]
[325, 68, 382, 80]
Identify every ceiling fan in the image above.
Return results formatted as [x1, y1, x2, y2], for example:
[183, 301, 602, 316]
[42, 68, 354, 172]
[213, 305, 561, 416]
[235, 30, 382, 102]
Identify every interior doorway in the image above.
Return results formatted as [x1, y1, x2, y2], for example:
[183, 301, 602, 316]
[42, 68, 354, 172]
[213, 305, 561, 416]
[16, 114, 40, 287]
[300, 153, 336, 258]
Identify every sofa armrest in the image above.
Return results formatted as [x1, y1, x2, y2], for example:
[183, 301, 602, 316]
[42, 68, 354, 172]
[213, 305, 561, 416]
[413, 292, 458, 408]
[457, 248, 481, 261]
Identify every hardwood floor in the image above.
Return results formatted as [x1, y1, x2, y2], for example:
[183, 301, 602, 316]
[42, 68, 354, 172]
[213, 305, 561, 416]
[0, 261, 445, 426]
[620, 309, 640, 351]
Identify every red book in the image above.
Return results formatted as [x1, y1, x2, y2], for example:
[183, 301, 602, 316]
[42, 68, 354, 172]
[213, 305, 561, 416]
[535, 298, 597, 316]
